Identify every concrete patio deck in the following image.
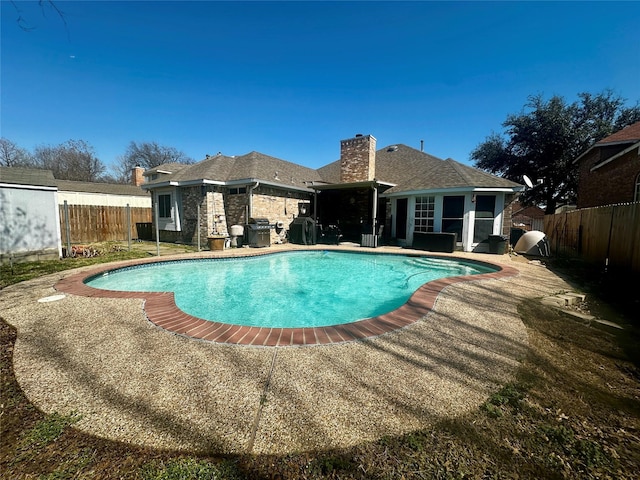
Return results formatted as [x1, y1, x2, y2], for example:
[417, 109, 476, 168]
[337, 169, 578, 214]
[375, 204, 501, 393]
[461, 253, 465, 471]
[0, 245, 573, 455]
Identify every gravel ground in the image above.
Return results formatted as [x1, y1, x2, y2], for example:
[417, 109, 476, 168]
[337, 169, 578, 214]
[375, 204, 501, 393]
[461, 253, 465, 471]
[0, 248, 572, 455]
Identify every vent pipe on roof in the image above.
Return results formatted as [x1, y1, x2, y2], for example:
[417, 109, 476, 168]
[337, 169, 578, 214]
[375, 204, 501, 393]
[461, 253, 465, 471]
[420, 140, 424, 152]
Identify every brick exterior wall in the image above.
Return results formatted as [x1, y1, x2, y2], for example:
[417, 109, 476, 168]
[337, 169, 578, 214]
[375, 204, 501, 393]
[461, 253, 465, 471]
[207, 190, 228, 237]
[502, 194, 517, 236]
[157, 185, 312, 246]
[160, 187, 227, 245]
[577, 147, 640, 208]
[340, 135, 376, 183]
[250, 186, 311, 244]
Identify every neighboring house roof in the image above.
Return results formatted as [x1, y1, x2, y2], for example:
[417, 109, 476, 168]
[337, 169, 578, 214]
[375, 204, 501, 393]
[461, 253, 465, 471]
[0, 167, 149, 196]
[56, 179, 149, 197]
[0, 166, 57, 187]
[595, 120, 640, 145]
[318, 144, 521, 195]
[574, 120, 640, 168]
[511, 201, 545, 219]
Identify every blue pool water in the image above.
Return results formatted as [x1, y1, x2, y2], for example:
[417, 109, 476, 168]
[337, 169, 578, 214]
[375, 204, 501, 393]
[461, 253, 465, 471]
[85, 251, 496, 328]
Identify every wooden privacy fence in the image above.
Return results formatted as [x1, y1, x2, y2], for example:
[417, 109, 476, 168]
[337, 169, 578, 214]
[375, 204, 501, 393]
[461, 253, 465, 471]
[543, 202, 640, 273]
[59, 203, 153, 244]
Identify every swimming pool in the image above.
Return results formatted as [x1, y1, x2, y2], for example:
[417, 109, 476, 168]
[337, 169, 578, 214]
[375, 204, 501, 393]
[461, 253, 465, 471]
[85, 251, 497, 328]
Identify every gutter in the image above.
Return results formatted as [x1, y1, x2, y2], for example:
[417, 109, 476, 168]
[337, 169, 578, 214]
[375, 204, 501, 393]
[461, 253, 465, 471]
[0, 182, 58, 192]
[142, 177, 314, 194]
[380, 186, 523, 198]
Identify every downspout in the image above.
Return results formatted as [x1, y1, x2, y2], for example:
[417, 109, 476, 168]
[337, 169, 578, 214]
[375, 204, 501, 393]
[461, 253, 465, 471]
[248, 181, 260, 220]
[313, 188, 318, 223]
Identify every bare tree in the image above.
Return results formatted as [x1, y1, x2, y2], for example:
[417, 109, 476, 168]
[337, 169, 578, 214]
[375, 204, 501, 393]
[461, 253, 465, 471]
[0, 138, 34, 167]
[111, 141, 194, 183]
[9, 0, 67, 33]
[33, 139, 105, 182]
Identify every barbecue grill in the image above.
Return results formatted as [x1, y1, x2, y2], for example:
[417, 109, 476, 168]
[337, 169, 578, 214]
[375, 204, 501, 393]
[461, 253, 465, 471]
[246, 217, 273, 247]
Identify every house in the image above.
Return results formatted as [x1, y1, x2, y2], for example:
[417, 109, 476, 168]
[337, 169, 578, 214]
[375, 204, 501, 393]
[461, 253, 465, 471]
[0, 166, 62, 262]
[574, 120, 640, 209]
[141, 153, 321, 244]
[142, 134, 523, 252]
[56, 178, 151, 208]
[511, 200, 545, 231]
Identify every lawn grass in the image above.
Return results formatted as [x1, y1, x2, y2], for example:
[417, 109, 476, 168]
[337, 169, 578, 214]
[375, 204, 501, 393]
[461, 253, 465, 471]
[0, 241, 197, 289]
[1, 251, 639, 479]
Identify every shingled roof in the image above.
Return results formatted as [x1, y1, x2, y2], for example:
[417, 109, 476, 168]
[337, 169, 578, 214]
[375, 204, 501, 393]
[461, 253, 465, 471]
[317, 144, 521, 194]
[574, 120, 640, 166]
[0, 166, 57, 187]
[145, 152, 324, 189]
[595, 120, 640, 145]
[56, 179, 149, 196]
[143, 144, 520, 194]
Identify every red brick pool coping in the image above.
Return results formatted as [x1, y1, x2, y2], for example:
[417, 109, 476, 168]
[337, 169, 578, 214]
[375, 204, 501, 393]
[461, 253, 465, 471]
[54, 250, 518, 347]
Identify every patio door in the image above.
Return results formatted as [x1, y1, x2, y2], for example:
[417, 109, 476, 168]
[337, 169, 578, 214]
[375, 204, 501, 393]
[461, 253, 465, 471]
[396, 198, 408, 240]
[442, 196, 464, 241]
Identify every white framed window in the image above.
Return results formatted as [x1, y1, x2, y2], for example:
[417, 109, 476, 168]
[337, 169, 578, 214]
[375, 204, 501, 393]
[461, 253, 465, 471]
[415, 196, 435, 232]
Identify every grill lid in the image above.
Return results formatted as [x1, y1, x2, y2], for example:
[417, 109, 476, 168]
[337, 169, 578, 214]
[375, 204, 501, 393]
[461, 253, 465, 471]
[248, 217, 270, 225]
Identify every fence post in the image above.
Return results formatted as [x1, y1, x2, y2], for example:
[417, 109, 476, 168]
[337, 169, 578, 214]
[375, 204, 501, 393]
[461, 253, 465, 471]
[605, 205, 615, 272]
[197, 203, 201, 252]
[126, 204, 131, 251]
[63, 200, 71, 257]
[154, 198, 160, 257]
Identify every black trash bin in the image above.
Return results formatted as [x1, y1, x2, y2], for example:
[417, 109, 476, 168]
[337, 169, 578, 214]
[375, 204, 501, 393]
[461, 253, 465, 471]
[488, 234, 508, 254]
[136, 222, 153, 241]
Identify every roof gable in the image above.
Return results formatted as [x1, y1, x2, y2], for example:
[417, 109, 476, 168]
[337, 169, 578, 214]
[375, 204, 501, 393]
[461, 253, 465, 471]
[575, 121, 640, 165]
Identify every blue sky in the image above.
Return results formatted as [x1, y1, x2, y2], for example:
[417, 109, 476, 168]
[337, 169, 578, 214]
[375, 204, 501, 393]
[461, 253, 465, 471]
[2, 1, 639, 174]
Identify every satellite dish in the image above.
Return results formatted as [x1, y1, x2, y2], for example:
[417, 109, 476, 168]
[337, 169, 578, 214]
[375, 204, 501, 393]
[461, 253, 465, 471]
[523, 175, 534, 188]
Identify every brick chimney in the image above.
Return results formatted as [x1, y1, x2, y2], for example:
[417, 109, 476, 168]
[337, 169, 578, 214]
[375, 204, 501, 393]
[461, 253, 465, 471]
[131, 166, 144, 186]
[340, 134, 376, 183]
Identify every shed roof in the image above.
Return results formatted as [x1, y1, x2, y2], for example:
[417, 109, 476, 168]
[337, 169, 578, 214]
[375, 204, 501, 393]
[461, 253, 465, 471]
[0, 167, 57, 187]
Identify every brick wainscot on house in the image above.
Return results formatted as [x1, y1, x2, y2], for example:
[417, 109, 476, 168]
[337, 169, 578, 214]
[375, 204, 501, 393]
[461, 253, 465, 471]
[142, 134, 523, 253]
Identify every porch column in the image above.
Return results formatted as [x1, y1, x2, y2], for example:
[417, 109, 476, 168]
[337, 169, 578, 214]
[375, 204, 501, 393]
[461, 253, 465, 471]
[371, 184, 378, 235]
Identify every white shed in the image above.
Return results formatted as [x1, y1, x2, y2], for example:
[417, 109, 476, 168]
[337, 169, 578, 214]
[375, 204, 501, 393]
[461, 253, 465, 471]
[0, 167, 62, 262]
